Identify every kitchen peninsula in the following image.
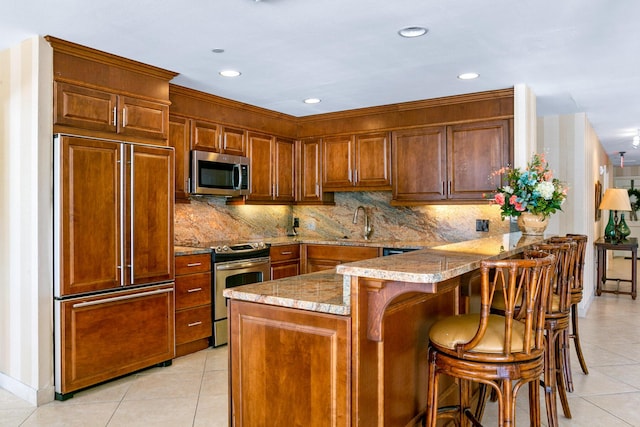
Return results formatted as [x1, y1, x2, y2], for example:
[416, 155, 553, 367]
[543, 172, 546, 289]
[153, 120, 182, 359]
[223, 232, 547, 427]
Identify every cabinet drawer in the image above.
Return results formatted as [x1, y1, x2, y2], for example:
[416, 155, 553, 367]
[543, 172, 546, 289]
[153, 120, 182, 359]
[175, 273, 211, 310]
[175, 305, 212, 345]
[270, 244, 300, 262]
[175, 253, 211, 275]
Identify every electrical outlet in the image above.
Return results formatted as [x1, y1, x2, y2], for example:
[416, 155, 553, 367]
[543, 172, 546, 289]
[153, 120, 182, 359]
[476, 219, 489, 232]
[293, 217, 300, 228]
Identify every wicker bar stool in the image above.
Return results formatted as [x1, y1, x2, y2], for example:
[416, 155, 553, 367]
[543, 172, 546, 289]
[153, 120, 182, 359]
[425, 251, 555, 427]
[564, 233, 589, 392]
[533, 239, 577, 427]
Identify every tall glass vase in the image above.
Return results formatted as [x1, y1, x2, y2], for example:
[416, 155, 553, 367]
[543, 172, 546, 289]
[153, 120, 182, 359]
[618, 213, 631, 240]
[604, 210, 616, 241]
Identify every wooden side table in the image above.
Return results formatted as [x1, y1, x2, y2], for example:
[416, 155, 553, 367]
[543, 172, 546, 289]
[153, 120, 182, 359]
[595, 237, 637, 299]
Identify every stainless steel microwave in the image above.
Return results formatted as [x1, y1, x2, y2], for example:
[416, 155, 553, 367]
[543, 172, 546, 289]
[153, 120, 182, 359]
[191, 150, 250, 196]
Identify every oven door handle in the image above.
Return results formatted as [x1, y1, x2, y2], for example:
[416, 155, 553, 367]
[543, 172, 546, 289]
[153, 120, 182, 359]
[216, 257, 270, 271]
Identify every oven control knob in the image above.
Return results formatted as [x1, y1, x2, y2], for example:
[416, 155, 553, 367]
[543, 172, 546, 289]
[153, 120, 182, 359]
[220, 245, 230, 252]
[257, 242, 265, 248]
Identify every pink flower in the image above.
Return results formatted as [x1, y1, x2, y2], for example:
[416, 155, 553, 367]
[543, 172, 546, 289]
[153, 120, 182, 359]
[494, 193, 506, 206]
[509, 194, 518, 205]
[514, 202, 525, 211]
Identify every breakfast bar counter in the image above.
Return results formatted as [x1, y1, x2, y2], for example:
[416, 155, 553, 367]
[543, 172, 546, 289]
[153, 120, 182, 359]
[223, 233, 547, 427]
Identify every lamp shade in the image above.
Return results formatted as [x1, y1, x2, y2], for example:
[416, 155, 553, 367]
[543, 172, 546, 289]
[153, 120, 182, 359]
[599, 188, 632, 211]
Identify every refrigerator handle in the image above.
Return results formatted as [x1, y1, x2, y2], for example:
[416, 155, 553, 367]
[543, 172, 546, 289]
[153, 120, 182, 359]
[72, 287, 173, 308]
[119, 144, 126, 287]
[128, 144, 135, 285]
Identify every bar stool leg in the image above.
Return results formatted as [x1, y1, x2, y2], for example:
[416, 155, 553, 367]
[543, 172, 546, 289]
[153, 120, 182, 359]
[571, 304, 589, 375]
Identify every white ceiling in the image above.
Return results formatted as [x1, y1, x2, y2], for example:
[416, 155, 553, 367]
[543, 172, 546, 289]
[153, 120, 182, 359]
[3, 0, 640, 165]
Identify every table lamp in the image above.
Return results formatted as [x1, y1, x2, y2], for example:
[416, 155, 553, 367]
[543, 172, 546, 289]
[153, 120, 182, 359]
[599, 188, 632, 242]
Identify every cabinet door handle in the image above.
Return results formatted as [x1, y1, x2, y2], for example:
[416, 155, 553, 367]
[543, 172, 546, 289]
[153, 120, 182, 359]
[187, 287, 202, 293]
[187, 321, 203, 327]
[354, 169, 358, 183]
[73, 287, 172, 308]
[122, 107, 127, 127]
[448, 181, 452, 194]
[113, 107, 117, 126]
[281, 251, 293, 255]
[442, 181, 446, 195]
[187, 262, 202, 267]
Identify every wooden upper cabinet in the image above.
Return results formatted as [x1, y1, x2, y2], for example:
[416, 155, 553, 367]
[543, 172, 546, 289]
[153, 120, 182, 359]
[119, 96, 169, 140]
[54, 82, 117, 134]
[247, 132, 274, 201]
[54, 81, 169, 142]
[354, 132, 391, 189]
[323, 135, 354, 189]
[191, 119, 219, 151]
[190, 120, 246, 156]
[322, 132, 391, 191]
[274, 137, 295, 202]
[246, 133, 295, 203]
[391, 120, 510, 204]
[221, 126, 246, 156]
[392, 127, 447, 202]
[298, 138, 322, 202]
[169, 115, 190, 201]
[446, 120, 510, 200]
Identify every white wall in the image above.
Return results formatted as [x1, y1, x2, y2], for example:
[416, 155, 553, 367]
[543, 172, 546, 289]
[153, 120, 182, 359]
[0, 36, 54, 406]
[537, 113, 610, 316]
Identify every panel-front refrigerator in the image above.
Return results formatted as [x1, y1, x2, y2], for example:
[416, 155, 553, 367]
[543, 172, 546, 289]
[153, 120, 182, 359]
[53, 134, 175, 400]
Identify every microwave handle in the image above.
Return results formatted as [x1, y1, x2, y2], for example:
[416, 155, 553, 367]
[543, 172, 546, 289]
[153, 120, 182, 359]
[233, 163, 242, 191]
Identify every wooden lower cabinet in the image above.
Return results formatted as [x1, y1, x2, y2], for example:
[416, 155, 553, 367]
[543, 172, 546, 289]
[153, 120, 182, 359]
[229, 300, 351, 427]
[175, 253, 212, 356]
[303, 244, 381, 274]
[55, 284, 175, 398]
[227, 278, 460, 426]
[270, 243, 300, 279]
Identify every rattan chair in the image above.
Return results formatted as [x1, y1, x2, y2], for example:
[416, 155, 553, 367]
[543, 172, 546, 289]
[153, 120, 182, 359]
[425, 251, 555, 427]
[564, 233, 589, 392]
[533, 239, 577, 427]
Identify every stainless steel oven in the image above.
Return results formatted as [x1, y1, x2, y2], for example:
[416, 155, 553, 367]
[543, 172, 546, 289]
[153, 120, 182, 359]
[211, 242, 270, 346]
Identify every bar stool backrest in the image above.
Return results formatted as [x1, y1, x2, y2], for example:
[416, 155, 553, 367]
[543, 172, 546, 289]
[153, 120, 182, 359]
[566, 234, 588, 292]
[532, 239, 577, 315]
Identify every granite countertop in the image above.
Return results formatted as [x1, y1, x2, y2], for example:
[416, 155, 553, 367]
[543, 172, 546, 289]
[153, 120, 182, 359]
[222, 270, 349, 316]
[222, 232, 550, 316]
[336, 232, 548, 282]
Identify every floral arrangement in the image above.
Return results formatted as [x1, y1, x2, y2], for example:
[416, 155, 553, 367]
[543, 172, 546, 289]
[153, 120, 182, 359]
[489, 153, 568, 219]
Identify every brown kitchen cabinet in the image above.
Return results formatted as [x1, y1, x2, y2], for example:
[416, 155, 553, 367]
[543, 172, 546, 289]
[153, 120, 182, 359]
[175, 253, 212, 357]
[54, 134, 175, 398]
[57, 135, 174, 296]
[169, 115, 191, 201]
[270, 244, 300, 279]
[191, 118, 246, 156]
[54, 81, 170, 142]
[246, 132, 295, 203]
[391, 120, 511, 204]
[302, 244, 381, 274]
[229, 300, 350, 427]
[322, 131, 391, 191]
[56, 283, 175, 398]
[297, 138, 334, 204]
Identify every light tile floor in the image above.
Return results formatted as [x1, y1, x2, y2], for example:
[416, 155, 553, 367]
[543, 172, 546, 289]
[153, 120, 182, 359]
[1, 258, 640, 426]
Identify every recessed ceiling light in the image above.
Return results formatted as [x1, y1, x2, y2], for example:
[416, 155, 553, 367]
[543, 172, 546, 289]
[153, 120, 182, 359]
[219, 70, 241, 77]
[458, 72, 479, 80]
[211, 48, 225, 54]
[398, 26, 428, 38]
[304, 98, 321, 104]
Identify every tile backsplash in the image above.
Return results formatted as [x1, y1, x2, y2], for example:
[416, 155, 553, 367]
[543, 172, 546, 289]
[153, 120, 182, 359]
[175, 192, 510, 246]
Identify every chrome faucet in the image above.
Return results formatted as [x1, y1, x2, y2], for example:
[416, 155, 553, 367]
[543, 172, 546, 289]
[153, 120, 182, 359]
[353, 206, 373, 240]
